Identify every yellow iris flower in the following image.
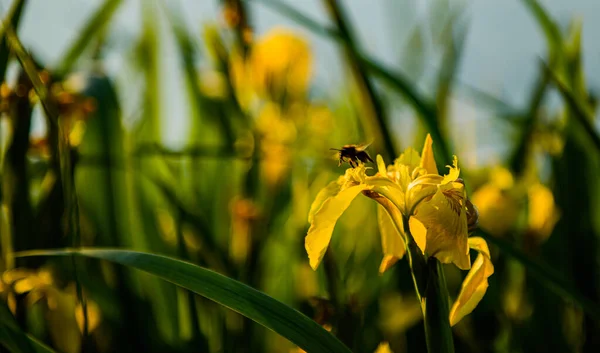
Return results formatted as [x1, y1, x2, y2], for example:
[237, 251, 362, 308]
[305, 134, 494, 325]
[230, 27, 312, 109]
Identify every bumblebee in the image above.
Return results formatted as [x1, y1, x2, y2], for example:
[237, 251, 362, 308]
[330, 143, 374, 168]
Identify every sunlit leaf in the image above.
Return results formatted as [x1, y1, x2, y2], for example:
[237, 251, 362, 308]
[15, 249, 352, 353]
[55, 0, 124, 76]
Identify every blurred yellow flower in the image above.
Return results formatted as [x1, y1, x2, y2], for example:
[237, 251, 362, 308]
[470, 167, 519, 236]
[305, 134, 493, 325]
[471, 167, 560, 243]
[527, 183, 560, 244]
[250, 27, 312, 102]
[0, 268, 102, 353]
[374, 342, 394, 353]
[256, 103, 297, 186]
[230, 27, 312, 109]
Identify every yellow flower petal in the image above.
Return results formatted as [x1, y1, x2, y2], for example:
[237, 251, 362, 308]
[305, 184, 370, 269]
[441, 156, 460, 185]
[420, 134, 438, 175]
[449, 237, 494, 326]
[76, 300, 102, 333]
[376, 154, 387, 176]
[528, 183, 560, 242]
[408, 216, 427, 255]
[396, 147, 421, 172]
[374, 342, 394, 353]
[377, 205, 406, 274]
[411, 185, 470, 270]
[367, 176, 407, 214]
[308, 178, 342, 224]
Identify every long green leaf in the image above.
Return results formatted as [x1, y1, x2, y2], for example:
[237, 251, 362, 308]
[55, 0, 123, 76]
[543, 61, 600, 153]
[478, 230, 600, 321]
[0, 0, 26, 80]
[322, 0, 396, 161]
[15, 249, 352, 353]
[521, 0, 562, 58]
[0, 301, 56, 353]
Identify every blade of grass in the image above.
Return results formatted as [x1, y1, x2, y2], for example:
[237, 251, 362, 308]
[54, 0, 123, 76]
[4, 25, 59, 123]
[0, 300, 56, 353]
[0, 0, 26, 80]
[321, 0, 396, 161]
[509, 61, 551, 175]
[478, 230, 600, 321]
[435, 16, 467, 124]
[542, 60, 600, 153]
[164, 6, 235, 149]
[15, 248, 353, 353]
[521, 0, 563, 58]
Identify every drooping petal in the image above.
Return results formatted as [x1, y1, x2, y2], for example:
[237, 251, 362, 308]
[449, 237, 494, 326]
[377, 205, 406, 274]
[420, 134, 438, 175]
[308, 178, 342, 223]
[305, 184, 370, 269]
[410, 185, 470, 270]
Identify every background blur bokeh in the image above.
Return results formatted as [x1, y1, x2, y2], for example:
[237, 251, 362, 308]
[0, 0, 599, 352]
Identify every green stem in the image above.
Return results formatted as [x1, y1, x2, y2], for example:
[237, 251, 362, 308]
[422, 258, 455, 353]
[401, 217, 455, 353]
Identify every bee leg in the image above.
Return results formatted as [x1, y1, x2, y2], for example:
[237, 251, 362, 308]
[349, 159, 356, 168]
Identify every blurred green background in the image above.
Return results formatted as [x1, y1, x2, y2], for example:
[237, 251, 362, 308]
[0, 0, 599, 352]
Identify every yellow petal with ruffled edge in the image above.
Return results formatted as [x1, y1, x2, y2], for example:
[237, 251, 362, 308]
[305, 184, 371, 269]
[377, 205, 406, 273]
[441, 156, 460, 185]
[449, 237, 494, 326]
[409, 184, 470, 270]
[420, 134, 438, 175]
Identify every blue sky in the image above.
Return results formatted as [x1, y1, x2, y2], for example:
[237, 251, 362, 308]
[3, 0, 599, 166]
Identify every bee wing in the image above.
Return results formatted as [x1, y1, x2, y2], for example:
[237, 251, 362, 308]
[355, 141, 373, 151]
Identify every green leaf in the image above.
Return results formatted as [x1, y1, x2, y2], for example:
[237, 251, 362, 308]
[521, 0, 563, 58]
[15, 249, 352, 353]
[543, 61, 600, 153]
[55, 0, 123, 76]
[0, 0, 26, 81]
[0, 300, 56, 353]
